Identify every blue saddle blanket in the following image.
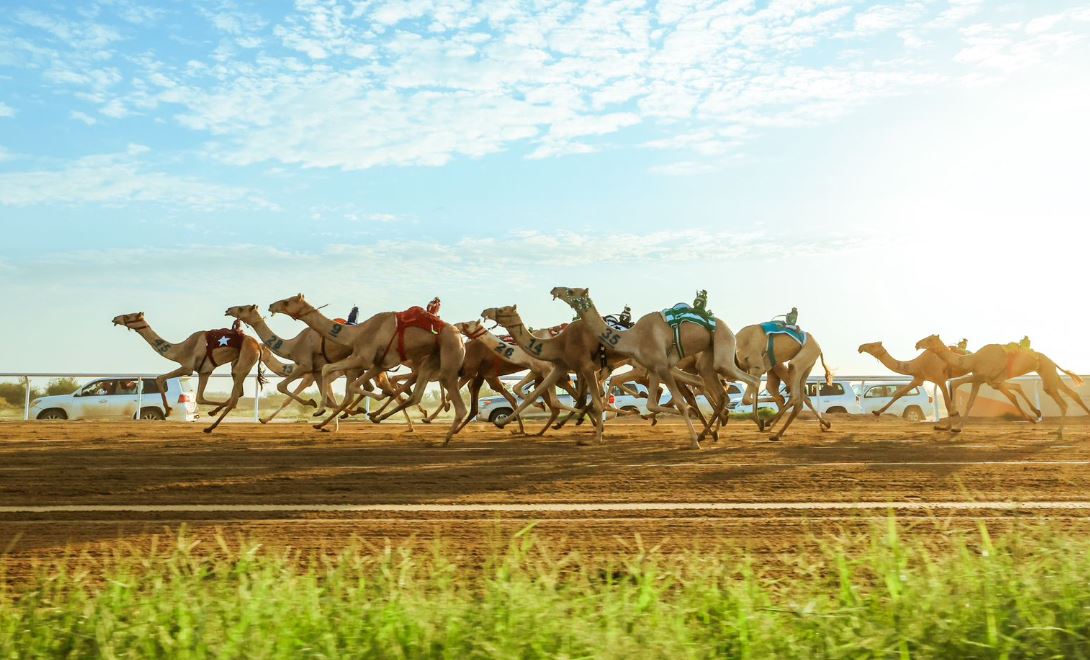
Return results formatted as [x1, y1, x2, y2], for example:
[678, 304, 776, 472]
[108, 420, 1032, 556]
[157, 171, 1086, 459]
[760, 321, 807, 346]
[660, 303, 717, 332]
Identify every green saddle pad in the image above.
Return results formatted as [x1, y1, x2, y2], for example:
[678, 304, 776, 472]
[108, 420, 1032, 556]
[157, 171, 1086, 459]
[660, 303, 716, 357]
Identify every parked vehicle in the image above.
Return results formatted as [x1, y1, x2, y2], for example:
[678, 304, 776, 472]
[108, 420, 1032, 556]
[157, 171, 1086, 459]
[477, 386, 612, 426]
[859, 383, 934, 422]
[730, 380, 862, 416]
[610, 382, 745, 417]
[30, 377, 198, 421]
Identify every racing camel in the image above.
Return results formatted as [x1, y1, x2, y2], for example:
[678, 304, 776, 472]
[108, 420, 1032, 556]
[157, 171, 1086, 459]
[916, 335, 1089, 438]
[268, 294, 467, 444]
[481, 305, 627, 445]
[550, 287, 757, 449]
[734, 320, 834, 441]
[112, 312, 265, 433]
[225, 304, 418, 427]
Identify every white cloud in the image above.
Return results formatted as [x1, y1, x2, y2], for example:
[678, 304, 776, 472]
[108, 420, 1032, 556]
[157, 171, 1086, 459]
[0, 146, 13, 163]
[0, 145, 277, 210]
[0, 102, 14, 118]
[8, 1, 1090, 173]
[70, 110, 97, 125]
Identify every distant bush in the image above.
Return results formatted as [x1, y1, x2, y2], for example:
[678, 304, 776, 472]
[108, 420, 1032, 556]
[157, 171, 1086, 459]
[0, 382, 42, 406]
[44, 378, 80, 396]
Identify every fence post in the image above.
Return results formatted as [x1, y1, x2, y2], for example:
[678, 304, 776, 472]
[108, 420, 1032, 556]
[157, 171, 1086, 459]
[136, 377, 143, 420]
[932, 383, 941, 422]
[23, 376, 31, 421]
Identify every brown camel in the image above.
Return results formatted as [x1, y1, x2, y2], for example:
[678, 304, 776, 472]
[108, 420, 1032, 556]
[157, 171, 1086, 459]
[447, 320, 579, 434]
[225, 305, 417, 427]
[268, 294, 467, 443]
[858, 341, 972, 429]
[916, 335, 1089, 437]
[481, 305, 626, 445]
[112, 312, 264, 433]
[550, 287, 757, 449]
[734, 322, 833, 441]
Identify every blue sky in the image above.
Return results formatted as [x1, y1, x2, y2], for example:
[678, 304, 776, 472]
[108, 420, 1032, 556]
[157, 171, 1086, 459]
[2, 0, 1090, 375]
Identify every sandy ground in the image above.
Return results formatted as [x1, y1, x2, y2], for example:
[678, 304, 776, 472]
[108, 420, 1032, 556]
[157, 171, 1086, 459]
[2, 416, 1090, 575]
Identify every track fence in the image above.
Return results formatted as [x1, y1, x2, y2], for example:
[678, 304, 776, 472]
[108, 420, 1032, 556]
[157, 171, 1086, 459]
[3, 371, 1087, 423]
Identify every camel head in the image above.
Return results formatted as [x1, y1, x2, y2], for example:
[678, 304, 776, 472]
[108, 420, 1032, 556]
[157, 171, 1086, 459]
[453, 320, 488, 341]
[857, 341, 883, 355]
[550, 287, 592, 314]
[225, 304, 261, 324]
[112, 312, 145, 329]
[482, 305, 518, 327]
[269, 294, 308, 319]
[915, 335, 944, 352]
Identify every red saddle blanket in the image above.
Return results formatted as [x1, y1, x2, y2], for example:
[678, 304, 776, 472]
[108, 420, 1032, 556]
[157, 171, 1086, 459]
[499, 322, 567, 345]
[393, 306, 448, 361]
[202, 328, 245, 368]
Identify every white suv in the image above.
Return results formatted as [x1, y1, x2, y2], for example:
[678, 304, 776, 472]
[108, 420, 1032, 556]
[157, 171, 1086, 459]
[731, 380, 862, 416]
[30, 377, 198, 421]
[860, 383, 935, 422]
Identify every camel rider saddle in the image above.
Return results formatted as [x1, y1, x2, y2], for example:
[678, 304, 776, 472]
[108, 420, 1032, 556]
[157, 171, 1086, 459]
[200, 321, 245, 371]
[384, 306, 448, 362]
[660, 303, 717, 358]
[760, 321, 808, 366]
[603, 308, 634, 331]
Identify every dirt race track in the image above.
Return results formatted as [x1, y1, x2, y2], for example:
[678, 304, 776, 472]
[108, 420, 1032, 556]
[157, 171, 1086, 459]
[3, 416, 1090, 574]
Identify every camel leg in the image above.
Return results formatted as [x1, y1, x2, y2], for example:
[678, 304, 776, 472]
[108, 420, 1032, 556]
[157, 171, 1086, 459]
[485, 375, 525, 435]
[500, 368, 564, 430]
[204, 350, 258, 433]
[940, 375, 976, 431]
[1058, 380, 1090, 416]
[261, 373, 315, 424]
[1006, 382, 1042, 420]
[579, 366, 609, 445]
[873, 379, 925, 417]
[153, 365, 192, 417]
[373, 366, 436, 424]
[768, 364, 809, 441]
[314, 362, 376, 431]
[534, 383, 565, 436]
[933, 379, 956, 430]
[992, 381, 1040, 423]
[953, 380, 983, 433]
[196, 371, 231, 414]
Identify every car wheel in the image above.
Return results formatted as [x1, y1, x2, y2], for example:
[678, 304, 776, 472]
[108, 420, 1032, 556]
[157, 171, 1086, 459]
[138, 407, 166, 421]
[489, 408, 514, 427]
[903, 406, 924, 423]
[36, 408, 67, 421]
[826, 407, 847, 415]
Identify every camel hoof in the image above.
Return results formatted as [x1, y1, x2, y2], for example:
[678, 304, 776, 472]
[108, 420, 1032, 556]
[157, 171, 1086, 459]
[821, 422, 832, 432]
[421, 419, 432, 425]
[258, 418, 269, 425]
[202, 427, 213, 434]
[871, 411, 880, 418]
[307, 399, 318, 408]
[933, 425, 948, 431]
[950, 428, 962, 434]
[650, 417, 658, 427]
[367, 414, 380, 424]
[312, 410, 324, 418]
[711, 431, 719, 443]
[768, 434, 782, 442]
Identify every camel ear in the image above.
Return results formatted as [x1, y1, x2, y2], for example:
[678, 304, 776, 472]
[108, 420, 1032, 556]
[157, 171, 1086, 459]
[512, 304, 518, 311]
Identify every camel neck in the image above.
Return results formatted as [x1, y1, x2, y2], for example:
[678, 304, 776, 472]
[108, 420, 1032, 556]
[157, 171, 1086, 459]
[568, 297, 634, 355]
[247, 317, 299, 357]
[931, 344, 971, 370]
[259, 346, 296, 377]
[870, 346, 914, 375]
[132, 323, 182, 361]
[502, 315, 560, 360]
[480, 330, 531, 366]
[297, 307, 360, 345]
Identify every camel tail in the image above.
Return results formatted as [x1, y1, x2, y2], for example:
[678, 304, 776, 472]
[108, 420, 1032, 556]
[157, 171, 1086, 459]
[1059, 366, 1085, 387]
[820, 352, 834, 386]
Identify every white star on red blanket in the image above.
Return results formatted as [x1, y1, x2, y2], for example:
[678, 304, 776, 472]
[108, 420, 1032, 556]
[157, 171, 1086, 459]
[217, 336, 231, 347]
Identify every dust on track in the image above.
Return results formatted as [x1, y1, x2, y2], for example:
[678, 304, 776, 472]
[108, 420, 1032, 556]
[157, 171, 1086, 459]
[2, 416, 1089, 574]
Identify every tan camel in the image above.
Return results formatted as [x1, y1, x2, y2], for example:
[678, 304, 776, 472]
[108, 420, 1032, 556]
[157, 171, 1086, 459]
[447, 320, 579, 434]
[550, 287, 757, 449]
[858, 341, 973, 429]
[481, 305, 626, 445]
[268, 294, 467, 443]
[916, 335, 1089, 437]
[225, 305, 418, 427]
[734, 322, 833, 441]
[112, 312, 263, 433]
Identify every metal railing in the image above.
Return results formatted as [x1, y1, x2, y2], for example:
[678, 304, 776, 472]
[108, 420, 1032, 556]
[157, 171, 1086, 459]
[3, 371, 1086, 423]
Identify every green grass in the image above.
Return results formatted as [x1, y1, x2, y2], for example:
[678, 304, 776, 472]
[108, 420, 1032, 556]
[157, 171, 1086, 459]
[4, 519, 1090, 658]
